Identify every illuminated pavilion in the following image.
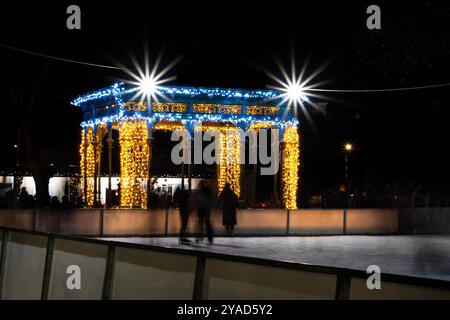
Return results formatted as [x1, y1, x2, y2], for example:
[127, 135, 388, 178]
[71, 83, 300, 209]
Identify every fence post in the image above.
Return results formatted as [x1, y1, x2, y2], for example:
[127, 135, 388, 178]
[192, 256, 206, 300]
[102, 245, 115, 300]
[41, 236, 55, 300]
[286, 209, 291, 235]
[99, 209, 105, 237]
[343, 208, 347, 235]
[0, 229, 9, 300]
[335, 271, 351, 300]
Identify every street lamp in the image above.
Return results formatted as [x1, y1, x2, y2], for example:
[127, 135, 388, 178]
[344, 143, 353, 180]
[343, 142, 354, 209]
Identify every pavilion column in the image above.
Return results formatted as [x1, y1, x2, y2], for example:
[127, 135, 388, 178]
[188, 137, 193, 195]
[217, 129, 241, 197]
[239, 134, 245, 201]
[96, 141, 103, 206]
[93, 140, 99, 207]
[119, 120, 149, 209]
[146, 126, 153, 209]
[281, 126, 300, 210]
[106, 134, 113, 207]
[82, 129, 89, 207]
[273, 140, 281, 207]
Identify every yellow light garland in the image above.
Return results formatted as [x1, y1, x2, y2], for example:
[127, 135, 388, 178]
[153, 121, 185, 131]
[282, 126, 299, 209]
[119, 120, 149, 208]
[79, 127, 96, 206]
[217, 129, 241, 197]
[249, 122, 274, 131]
[152, 102, 188, 113]
[246, 106, 280, 116]
[193, 104, 242, 115]
[197, 124, 241, 197]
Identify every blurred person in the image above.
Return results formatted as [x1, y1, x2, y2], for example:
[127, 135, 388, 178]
[218, 183, 238, 235]
[51, 196, 61, 209]
[196, 180, 214, 243]
[173, 186, 191, 244]
[18, 187, 29, 208]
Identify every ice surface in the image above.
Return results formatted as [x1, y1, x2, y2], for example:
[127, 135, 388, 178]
[99, 235, 450, 281]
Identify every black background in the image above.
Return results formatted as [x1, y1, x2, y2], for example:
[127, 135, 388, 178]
[1, 0, 450, 200]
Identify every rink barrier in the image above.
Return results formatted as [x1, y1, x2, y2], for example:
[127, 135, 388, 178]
[0, 208, 399, 236]
[0, 226, 450, 300]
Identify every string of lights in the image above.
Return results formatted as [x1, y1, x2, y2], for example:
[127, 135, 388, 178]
[119, 120, 149, 209]
[79, 127, 96, 206]
[282, 126, 300, 210]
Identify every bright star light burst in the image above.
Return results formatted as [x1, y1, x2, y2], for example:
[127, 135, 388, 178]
[266, 54, 333, 125]
[117, 49, 182, 104]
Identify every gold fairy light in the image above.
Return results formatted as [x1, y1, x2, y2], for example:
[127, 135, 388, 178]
[210, 126, 241, 197]
[79, 128, 86, 203]
[80, 127, 96, 206]
[197, 123, 240, 196]
[249, 122, 275, 131]
[119, 120, 149, 208]
[282, 125, 299, 209]
[153, 121, 185, 131]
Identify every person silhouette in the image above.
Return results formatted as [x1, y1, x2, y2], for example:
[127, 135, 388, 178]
[195, 181, 214, 243]
[219, 183, 238, 235]
[174, 185, 191, 244]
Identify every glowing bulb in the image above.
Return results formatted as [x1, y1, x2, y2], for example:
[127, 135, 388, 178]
[139, 77, 157, 95]
[287, 84, 306, 102]
[345, 143, 352, 151]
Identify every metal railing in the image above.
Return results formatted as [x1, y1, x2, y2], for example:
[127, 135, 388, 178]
[0, 226, 449, 300]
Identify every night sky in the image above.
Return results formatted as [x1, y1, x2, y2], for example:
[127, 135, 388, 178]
[1, 1, 450, 198]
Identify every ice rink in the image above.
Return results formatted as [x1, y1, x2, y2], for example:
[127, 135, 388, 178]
[99, 235, 450, 282]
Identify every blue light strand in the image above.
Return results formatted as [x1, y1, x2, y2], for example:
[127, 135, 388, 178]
[71, 82, 126, 106]
[72, 82, 282, 107]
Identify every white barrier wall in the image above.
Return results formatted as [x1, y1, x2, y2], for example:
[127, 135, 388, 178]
[37, 209, 102, 235]
[203, 258, 337, 299]
[233, 209, 288, 235]
[111, 247, 197, 299]
[289, 209, 343, 235]
[1, 232, 47, 300]
[0, 208, 400, 236]
[48, 239, 108, 300]
[103, 209, 166, 235]
[346, 209, 398, 234]
[0, 209, 34, 230]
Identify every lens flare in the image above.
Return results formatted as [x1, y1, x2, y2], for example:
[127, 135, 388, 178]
[287, 84, 307, 103]
[345, 143, 353, 151]
[139, 76, 157, 96]
[264, 52, 334, 129]
[113, 48, 182, 105]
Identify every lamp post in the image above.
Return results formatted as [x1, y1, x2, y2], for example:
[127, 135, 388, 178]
[344, 143, 352, 180]
[344, 143, 353, 208]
